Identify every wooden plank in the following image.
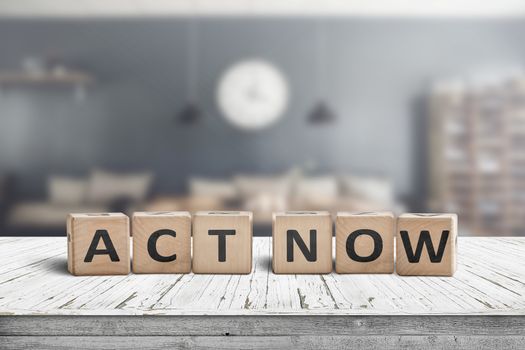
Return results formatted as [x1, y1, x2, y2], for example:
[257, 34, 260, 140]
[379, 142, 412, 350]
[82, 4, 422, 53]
[2, 316, 525, 336]
[2, 335, 525, 350]
[0, 237, 524, 316]
[213, 237, 271, 310]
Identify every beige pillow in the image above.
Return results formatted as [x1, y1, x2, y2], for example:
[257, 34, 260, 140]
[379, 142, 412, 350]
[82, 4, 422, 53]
[234, 174, 292, 198]
[234, 174, 292, 213]
[48, 176, 88, 205]
[189, 178, 237, 200]
[87, 169, 152, 204]
[340, 175, 394, 206]
[293, 176, 338, 207]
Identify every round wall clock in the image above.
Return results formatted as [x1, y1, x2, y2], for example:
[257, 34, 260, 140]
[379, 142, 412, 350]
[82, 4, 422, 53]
[217, 59, 289, 130]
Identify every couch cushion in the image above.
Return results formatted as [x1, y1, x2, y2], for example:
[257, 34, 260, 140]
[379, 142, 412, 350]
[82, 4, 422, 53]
[87, 169, 152, 204]
[340, 175, 394, 206]
[234, 174, 293, 197]
[8, 202, 107, 227]
[189, 178, 237, 200]
[293, 176, 338, 207]
[48, 176, 88, 205]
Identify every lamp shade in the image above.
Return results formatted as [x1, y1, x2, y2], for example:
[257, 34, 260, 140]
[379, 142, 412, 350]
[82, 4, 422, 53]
[308, 101, 336, 124]
[177, 101, 202, 125]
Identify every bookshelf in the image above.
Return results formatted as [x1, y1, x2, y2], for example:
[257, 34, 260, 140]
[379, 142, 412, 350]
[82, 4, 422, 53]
[429, 75, 525, 235]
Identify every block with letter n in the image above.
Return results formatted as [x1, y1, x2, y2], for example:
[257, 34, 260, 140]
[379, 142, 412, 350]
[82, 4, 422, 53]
[396, 213, 458, 276]
[272, 211, 332, 274]
[192, 211, 253, 274]
[67, 213, 130, 276]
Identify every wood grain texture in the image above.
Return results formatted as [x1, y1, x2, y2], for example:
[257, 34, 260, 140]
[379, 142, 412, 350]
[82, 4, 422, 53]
[1, 236, 525, 349]
[192, 211, 252, 274]
[396, 213, 457, 276]
[67, 213, 130, 276]
[272, 211, 332, 274]
[2, 315, 525, 336]
[0, 237, 524, 316]
[336, 211, 394, 274]
[2, 335, 525, 350]
[132, 211, 191, 274]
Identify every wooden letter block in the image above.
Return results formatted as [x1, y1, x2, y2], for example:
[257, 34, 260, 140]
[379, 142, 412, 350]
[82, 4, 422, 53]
[272, 211, 332, 274]
[192, 211, 252, 274]
[132, 211, 191, 274]
[336, 211, 394, 274]
[396, 213, 457, 276]
[67, 213, 130, 276]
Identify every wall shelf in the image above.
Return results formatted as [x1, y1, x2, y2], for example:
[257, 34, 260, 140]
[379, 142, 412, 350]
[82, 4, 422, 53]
[0, 71, 94, 87]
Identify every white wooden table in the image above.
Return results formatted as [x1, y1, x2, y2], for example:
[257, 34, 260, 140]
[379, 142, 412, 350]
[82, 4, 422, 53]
[0, 237, 524, 349]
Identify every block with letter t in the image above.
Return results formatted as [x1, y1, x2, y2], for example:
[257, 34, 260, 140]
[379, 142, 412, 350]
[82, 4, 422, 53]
[67, 213, 130, 276]
[272, 211, 332, 274]
[396, 213, 457, 276]
[192, 211, 253, 274]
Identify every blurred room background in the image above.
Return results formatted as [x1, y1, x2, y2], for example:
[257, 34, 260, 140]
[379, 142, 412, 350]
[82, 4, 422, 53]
[0, 1, 524, 236]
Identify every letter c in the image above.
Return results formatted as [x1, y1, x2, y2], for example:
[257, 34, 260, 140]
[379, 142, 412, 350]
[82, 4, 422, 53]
[148, 229, 177, 262]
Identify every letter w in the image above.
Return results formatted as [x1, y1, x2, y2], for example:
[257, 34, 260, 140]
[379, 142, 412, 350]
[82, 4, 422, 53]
[400, 230, 449, 263]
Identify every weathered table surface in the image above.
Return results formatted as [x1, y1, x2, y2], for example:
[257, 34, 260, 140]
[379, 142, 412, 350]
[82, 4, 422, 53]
[1, 237, 524, 349]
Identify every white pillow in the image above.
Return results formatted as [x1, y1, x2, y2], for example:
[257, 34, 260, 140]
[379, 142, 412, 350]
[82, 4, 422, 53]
[234, 175, 292, 197]
[294, 176, 338, 204]
[234, 174, 293, 214]
[189, 178, 237, 200]
[87, 169, 152, 204]
[48, 176, 88, 205]
[340, 175, 394, 206]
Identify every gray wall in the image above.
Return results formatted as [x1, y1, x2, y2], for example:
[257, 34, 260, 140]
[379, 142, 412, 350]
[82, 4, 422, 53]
[0, 18, 524, 200]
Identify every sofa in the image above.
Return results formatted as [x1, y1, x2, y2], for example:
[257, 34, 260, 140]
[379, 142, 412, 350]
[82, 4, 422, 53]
[146, 171, 404, 228]
[2, 169, 153, 236]
[2, 168, 404, 237]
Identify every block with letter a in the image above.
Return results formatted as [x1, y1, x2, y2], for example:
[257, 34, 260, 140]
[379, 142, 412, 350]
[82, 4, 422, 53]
[192, 211, 252, 274]
[67, 213, 130, 276]
[396, 213, 457, 276]
[272, 211, 332, 274]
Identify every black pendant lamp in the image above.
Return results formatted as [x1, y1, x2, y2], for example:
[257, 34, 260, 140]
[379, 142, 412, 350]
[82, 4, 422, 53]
[177, 18, 203, 125]
[178, 102, 203, 125]
[308, 20, 337, 125]
[309, 101, 336, 124]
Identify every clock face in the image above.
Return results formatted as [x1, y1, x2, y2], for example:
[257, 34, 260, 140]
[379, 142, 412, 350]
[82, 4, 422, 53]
[217, 60, 289, 130]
